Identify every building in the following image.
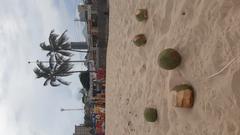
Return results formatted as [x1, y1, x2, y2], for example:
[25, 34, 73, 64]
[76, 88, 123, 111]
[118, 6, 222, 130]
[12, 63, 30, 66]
[77, 0, 109, 96]
[71, 42, 88, 50]
[73, 125, 92, 135]
[77, 0, 108, 69]
[77, 5, 88, 22]
[76, 1, 108, 135]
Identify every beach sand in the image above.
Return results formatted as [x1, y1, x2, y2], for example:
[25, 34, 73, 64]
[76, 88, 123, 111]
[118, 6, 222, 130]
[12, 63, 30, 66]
[106, 0, 240, 134]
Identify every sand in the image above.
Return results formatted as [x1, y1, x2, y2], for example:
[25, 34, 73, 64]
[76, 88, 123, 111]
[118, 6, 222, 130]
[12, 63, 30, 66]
[106, 0, 240, 134]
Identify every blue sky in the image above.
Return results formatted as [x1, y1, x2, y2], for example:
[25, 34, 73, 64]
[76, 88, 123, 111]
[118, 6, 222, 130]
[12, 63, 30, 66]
[0, 0, 87, 135]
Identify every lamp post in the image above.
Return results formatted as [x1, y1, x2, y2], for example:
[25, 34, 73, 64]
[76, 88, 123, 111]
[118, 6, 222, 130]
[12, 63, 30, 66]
[60, 108, 84, 112]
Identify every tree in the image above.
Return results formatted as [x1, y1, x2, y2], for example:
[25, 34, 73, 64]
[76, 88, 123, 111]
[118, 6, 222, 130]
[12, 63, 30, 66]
[89, 129, 95, 135]
[84, 120, 93, 127]
[82, 94, 88, 104]
[41, 30, 88, 53]
[33, 30, 95, 87]
[80, 88, 88, 96]
[33, 60, 94, 87]
[40, 30, 89, 64]
[84, 115, 93, 127]
[79, 71, 90, 89]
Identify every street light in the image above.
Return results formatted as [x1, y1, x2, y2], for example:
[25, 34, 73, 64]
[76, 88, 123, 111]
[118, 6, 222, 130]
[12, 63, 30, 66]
[60, 108, 84, 112]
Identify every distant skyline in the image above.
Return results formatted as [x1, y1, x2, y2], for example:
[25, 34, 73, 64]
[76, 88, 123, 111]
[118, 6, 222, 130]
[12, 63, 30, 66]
[0, 0, 87, 135]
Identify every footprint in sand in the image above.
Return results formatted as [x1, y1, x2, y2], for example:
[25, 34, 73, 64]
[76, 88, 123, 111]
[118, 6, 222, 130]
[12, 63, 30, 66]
[223, 120, 238, 135]
[126, 98, 130, 105]
[139, 64, 146, 73]
[127, 121, 135, 133]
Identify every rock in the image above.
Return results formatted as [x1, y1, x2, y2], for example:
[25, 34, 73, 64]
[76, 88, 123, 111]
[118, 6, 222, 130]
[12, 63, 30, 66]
[133, 34, 147, 46]
[135, 9, 148, 21]
[171, 84, 194, 108]
[144, 108, 158, 122]
[158, 48, 182, 70]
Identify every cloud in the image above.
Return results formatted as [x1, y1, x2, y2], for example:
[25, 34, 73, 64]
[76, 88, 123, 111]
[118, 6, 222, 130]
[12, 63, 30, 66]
[0, 0, 85, 135]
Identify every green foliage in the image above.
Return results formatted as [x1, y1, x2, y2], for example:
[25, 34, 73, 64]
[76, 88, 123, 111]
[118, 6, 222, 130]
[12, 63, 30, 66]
[135, 9, 148, 21]
[144, 108, 158, 122]
[84, 119, 93, 127]
[133, 34, 147, 46]
[158, 48, 182, 70]
[82, 95, 88, 104]
[89, 129, 95, 135]
[79, 71, 90, 89]
[84, 114, 93, 127]
[172, 84, 193, 92]
[84, 114, 91, 121]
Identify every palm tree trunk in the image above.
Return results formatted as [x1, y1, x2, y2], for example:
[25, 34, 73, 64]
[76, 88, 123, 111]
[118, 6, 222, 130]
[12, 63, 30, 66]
[28, 60, 89, 64]
[67, 70, 96, 73]
[69, 49, 90, 53]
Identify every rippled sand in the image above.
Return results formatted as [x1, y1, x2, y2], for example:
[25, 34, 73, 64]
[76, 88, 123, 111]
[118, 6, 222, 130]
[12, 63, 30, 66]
[106, 0, 240, 134]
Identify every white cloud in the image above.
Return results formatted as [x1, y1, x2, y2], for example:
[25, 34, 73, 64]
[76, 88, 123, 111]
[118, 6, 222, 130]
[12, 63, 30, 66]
[0, 0, 85, 135]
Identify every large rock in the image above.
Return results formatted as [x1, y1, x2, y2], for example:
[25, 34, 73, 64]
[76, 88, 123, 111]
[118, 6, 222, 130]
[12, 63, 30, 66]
[171, 84, 194, 108]
[158, 48, 182, 70]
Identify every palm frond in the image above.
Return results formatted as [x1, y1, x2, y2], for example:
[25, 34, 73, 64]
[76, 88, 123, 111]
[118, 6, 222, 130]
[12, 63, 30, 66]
[55, 53, 70, 64]
[36, 61, 51, 73]
[50, 78, 60, 87]
[40, 42, 51, 51]
[60, 43, 72, 50]
[58, 50, 73, 57]
[50, 29, 55, 33]
[57, 30, 68, 46]
[57, 78, 71, 85]
[33, 68, 44, 78]
[54, 61, 73, 75]
[55, 61, 73, 75]
[47, 52, 52, 56]
[43, 78, 51, 86]
[49, 30, 59, 50]
[49, 30, 59, 40]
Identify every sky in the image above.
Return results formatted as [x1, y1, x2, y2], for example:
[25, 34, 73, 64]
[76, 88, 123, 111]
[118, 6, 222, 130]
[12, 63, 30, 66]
[0, 0, 87, 135]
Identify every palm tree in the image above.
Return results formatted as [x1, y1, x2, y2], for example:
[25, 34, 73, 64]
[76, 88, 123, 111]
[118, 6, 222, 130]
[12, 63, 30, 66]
[33, 60, 95, 87]
[40, 30, 92, 67]
[28, 60, 88, 64]
[40, 30, 89, 57]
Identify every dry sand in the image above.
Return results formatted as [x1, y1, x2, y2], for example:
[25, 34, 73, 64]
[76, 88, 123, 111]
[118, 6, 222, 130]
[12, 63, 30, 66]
[106, 0, 240, 134]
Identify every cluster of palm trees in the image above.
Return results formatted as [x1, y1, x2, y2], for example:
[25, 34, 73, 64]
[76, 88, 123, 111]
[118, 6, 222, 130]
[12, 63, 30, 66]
[32, 30, 93, 87]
